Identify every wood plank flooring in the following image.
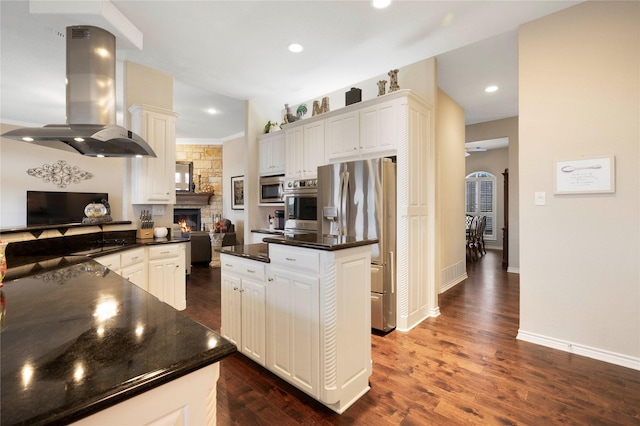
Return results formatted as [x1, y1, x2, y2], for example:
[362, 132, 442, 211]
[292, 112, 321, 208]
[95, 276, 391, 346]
[183, 252, 640, 425]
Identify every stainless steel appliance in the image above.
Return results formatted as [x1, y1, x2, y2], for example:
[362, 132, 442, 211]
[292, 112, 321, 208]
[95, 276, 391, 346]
[283, 178, 318, 232]
[317, 158, 396, 332]
[1, 26, 155, 157]
[259, 175, 285, 203]
[274, 210, 285, 230]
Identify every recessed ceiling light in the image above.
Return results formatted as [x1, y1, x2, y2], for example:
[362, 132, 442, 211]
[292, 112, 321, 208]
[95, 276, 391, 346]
[485, 85, 499, 93]
[288, 43, 303, 53]
[207, 108, 217, 115]
[372, 0, 392, 9]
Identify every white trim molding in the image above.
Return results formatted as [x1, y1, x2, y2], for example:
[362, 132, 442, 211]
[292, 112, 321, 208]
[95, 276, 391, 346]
[507, 267, 520, 274]
[517, 330, 640, 371]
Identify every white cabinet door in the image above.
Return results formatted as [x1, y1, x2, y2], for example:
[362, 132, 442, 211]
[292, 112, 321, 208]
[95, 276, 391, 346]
[359, 99, 398, 157]
[220, 272, 242, 347]
[302, 121, 325, 178]
[267, 266, 320, 398]
[259, 132, 286, 176]
[285, 127, 303, 178]
[148, 259, 175, 307]
[121, 262, 146, 290]
[129, 104, 178, 204]
[325, 112, 360, 161]
[95, 253, 121, 275]
[240, 277, 267, 366]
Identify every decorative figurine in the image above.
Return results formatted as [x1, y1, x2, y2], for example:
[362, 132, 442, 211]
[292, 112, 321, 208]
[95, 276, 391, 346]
[388, 69, 400, 92]
[312, 97, 330, 116]
[284, 103, 308, 123]
[377, 80, 387, 97]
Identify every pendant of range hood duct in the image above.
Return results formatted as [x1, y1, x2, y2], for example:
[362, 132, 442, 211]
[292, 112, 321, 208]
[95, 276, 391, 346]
[2, 26, 156, 158]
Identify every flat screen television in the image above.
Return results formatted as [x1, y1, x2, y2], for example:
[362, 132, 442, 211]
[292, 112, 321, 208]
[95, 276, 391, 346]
[27, 191, 108, 226]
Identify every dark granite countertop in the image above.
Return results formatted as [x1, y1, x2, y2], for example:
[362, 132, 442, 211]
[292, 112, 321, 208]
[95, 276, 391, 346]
[0, 257, 236, 426]
[250, 228, 284, 235]
[218, 243, 270, 263]
[264, 234, 378, 251]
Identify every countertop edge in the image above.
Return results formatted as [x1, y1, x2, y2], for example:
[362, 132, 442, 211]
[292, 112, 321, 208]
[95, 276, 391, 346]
[51, 343, 237, 426]
[263, 237, 378, 251]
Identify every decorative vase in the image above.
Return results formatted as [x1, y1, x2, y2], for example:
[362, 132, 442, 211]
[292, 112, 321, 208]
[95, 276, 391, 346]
[84, 203, 107, 218]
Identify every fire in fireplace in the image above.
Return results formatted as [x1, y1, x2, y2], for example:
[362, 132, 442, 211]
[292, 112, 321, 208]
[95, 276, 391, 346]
[174, 208, 201, 233]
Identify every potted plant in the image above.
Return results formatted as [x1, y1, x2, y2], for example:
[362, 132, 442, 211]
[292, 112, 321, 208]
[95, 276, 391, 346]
[264, 121, 281, 133]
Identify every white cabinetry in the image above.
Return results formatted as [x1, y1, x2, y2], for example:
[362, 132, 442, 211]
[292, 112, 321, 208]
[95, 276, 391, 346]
[258, 132, 286, 176]
[220, 254, 267, 366]
[129, 104, 179, 204]
[220, 243, 372, 413]
[284, 121, 325, 178]
[268, 252, 320, 397]
[325, 111, 360, 161]
[120, 247, 147, 291]
[326, 98, 398, 162]
[96, 253, 121, 275]
[148, 243, 187, 311]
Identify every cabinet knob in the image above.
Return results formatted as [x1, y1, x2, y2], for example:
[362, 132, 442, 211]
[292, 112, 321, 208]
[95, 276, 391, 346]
[268, 278, 273, 282]
[285, 257, 296, 262]
[246, 269, 255, 273]
[233, 287, 239, 291]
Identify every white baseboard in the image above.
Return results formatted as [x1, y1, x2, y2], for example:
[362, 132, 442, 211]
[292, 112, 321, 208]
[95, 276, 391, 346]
[517, 330, 640, 371]
[440, 273, 467, 293]
[507, 267, 520, 274]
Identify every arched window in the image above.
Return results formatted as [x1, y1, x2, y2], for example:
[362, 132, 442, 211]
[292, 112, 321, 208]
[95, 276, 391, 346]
[465, 171, 496, 241]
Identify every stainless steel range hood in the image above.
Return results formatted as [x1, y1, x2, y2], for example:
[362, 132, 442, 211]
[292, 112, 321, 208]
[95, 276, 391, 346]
[2, 26, 156, 158]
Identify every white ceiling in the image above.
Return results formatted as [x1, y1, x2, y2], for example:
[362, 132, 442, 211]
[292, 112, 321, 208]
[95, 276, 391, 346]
[0, 0, 581, 144]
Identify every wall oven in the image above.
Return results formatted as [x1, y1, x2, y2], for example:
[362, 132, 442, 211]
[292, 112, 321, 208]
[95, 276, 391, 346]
[259, 175, 285, 204]
[283, 178, 318, 232]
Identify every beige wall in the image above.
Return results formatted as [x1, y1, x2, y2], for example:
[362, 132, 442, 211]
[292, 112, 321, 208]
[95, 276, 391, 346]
[223, 135, 247, 245]
[0, 123, 125, 228]
[519, 1, 639, 365]
[466, 117, 519, 271]
[436, 89, 467, 293]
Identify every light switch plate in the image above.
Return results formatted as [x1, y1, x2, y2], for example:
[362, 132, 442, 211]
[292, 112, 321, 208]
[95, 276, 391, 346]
[152, 205, 165, 216]
[535, 191, 546, 206]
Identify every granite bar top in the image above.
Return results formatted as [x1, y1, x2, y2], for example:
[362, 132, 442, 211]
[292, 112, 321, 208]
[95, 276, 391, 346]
[263, 233, 378, 251]
[0, 257, 236, 426]
[218, 243, 270, 263]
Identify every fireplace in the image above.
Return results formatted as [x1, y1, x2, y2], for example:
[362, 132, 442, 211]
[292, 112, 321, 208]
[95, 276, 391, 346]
[174, 208, 201, 232]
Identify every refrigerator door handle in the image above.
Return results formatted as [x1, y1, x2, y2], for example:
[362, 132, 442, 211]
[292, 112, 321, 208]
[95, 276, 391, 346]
[337, 171, 344, 236]
[341, 170, 350, 236]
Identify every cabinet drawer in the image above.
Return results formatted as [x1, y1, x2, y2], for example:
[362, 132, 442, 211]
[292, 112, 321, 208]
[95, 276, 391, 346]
[121, 247, 145, 268]
[221, 255, 266, 281]
[269, 246, 319, 275]
[148, 244, 180, 260]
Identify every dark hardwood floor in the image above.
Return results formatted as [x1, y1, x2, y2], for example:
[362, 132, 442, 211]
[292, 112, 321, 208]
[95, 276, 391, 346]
[183, 251, 640, 425]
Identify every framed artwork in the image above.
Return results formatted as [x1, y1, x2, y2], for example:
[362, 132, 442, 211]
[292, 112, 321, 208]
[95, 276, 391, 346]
[555, 155, 615, 194]
[231, 175, 245, 210]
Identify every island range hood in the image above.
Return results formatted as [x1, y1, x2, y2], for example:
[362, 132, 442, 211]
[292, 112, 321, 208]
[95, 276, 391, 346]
[2, 25, 156, 158]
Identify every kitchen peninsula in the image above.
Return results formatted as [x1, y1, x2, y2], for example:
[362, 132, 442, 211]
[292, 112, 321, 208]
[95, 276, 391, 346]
[219, 235, 376, 414]
[0, 255, 236, 426]
[0, 224, 236, 425]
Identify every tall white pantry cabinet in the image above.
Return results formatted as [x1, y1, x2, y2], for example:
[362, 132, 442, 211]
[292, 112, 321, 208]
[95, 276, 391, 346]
[129, 104, 179, 205]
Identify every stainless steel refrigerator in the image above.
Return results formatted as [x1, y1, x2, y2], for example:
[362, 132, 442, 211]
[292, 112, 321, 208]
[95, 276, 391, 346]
[317, 158, 396, 332]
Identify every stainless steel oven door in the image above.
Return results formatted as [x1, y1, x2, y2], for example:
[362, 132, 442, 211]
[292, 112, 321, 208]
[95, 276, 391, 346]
[284, 191, 318, 232]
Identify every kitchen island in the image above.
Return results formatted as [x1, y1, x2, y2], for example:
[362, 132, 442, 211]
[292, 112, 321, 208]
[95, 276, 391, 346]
[218, 235, 376, 414]
[0, 256, 236, 426]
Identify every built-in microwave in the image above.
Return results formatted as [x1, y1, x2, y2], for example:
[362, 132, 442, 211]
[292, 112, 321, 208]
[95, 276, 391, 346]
[259, 175, 285, 203]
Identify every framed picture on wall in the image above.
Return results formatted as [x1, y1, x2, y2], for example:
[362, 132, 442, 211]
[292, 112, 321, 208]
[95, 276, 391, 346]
[231, 175, 245, 210]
